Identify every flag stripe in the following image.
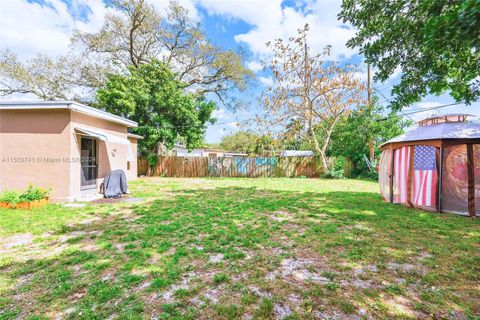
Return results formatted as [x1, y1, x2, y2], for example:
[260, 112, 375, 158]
[393, 147, 410, 204]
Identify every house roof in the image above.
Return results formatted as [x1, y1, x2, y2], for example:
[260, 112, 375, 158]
[418, 113, 475, 123]
[280, 150, 315, 157]
[170, 144, 247, 156]
[382, 121, 480, 146]
[127, 133, 144, 140]
[0, 100, 137, 128]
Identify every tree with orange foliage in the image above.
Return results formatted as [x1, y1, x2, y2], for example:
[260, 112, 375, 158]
[263, 24, 365, 170]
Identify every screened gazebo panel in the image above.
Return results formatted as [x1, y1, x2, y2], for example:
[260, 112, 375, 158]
[379, 149, 391, 201]
[442, 144, 468, 214]
[409, 145, 438, 210]
[392, 147, 411, 204]
[474, 145, 480, 215]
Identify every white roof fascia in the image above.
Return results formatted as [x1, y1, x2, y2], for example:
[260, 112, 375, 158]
[0, 101, 137, 128]
[127, 133, 144, 140]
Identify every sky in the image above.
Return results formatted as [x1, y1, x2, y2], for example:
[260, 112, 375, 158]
[1, 0, 479, 144]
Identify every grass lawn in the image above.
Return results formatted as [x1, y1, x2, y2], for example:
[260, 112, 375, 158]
[0, 177, 479, 319]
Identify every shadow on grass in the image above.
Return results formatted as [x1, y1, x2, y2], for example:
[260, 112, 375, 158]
[1, 187, 479, 319]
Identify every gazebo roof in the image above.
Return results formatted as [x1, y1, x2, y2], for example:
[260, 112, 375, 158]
[382, 121, 480, 146]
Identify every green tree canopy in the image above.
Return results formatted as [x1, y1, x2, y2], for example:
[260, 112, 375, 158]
[96, 60, 215, 161]
[327, 99, 411, 176]
[219, 131, 261, 155]
[219, 131, 279, 156]
[339, 0, 480, 110]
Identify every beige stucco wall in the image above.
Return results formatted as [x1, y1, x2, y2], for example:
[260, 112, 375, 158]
[127, 137, 138, 181]
[0, 109, 72, 200]
[0, 108, 138, 202]
[69, 111, 138, 198]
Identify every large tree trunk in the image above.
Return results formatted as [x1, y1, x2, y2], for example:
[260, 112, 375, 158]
[309, 115, 341, 172]
[322, 120, 337, 159]
[310, 125, 328, 170]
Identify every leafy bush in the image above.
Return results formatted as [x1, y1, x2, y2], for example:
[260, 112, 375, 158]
[324, 156, 346, 179]
[354, 157, 379, 180]
[0, 184, 50, 207]
[20, 184, 49, 202]
[146, 153, 158, 167]
[324, 168, 345, 179]
[0, 191, 22, 206]
[358, 168, 378, 180]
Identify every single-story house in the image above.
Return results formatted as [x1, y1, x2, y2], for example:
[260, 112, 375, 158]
[279, 150, 315, 157]
[159, 143, 247, 157]
[0, 101, 142, 202]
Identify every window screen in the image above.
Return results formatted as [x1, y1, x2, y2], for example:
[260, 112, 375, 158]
[442, 144, 468, 214]
[379, 149, 392, 201]
[410, 145, 437, 210]
[392, 147, 411, 204]
[474, 145, 480, 215]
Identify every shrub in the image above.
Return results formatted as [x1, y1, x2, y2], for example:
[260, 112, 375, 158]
[359, 170, 378, 180]
[324, 168, 345, 179]
[324, 156, 346, 179]
[0, 191, 22, 206]
[19, 185, 50, 202]
[0, 184, 50, 207]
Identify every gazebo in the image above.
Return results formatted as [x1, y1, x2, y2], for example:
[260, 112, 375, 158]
[379, 114, 480, 216]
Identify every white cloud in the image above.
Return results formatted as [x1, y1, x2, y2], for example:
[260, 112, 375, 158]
[197, 0, 357, 60]
[226, 121, 240, 128]
[212, 107, 232, 120]
[247, 60, 263, 73]
[258, 76, 273, 87]
[150, 0, 199, 21]
[0, 0, 198, 60]
[353, 70, 368, 83]
[0, 0, 111, 59]
[412, 101, 442, 110]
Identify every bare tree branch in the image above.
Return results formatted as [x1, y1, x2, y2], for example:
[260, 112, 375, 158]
[263, 24, 366, 170]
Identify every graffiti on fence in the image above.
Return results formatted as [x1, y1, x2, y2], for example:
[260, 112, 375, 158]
[253, 157, 277, 177]
[207, 157, 278, 177]
[236, 157, 249, 175]
[208, 157, 233, 176]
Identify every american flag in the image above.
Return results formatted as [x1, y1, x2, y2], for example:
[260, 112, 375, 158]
[394, 147, 411, 203]
[412, 145, 437, 207]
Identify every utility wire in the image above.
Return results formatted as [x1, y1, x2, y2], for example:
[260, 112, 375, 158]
[378, 101, 467, 121]
[401, 102, 464, 115]
[372, 86, 416, 121]
[372, 86, 467, 120]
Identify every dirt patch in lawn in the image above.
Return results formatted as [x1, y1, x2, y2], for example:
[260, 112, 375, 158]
[269, 210, 296, 222]
[90, 196, 144, 204]
[267, 258, 331, 284]
[0, 233, 34, 249]
[0, 205, 143, 263]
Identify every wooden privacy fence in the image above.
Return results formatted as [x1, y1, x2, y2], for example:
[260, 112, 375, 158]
[138, 156, 324, 178]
